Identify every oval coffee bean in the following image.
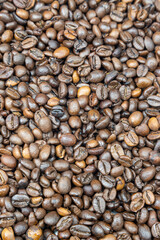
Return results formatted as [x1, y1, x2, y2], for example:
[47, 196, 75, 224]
[12, 194, 30, 208]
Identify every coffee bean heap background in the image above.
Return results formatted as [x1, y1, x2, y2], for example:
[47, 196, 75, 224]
[0, 0, 160, 239]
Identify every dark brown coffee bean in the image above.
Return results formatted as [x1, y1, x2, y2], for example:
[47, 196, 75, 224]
[111, 143, 124, 160]
[70, 225, 91, 238]
[130, 197, 145, 212]
[60, 133, 76, 146]
[96, 84, 108, 100]
[143, 190, 155, 205]
[29, 48, 44, 61]
[133, 36, 144, 50]
[44, 211, 60, 226]
[0, 66, 13, 79]
[14, 221, 28, 235]
[74, 147, 88, 161]
[6, 114, 19, 130]
[127, 48, 139, 59]
[58, 176, 71, 194]
[147, 95, 160, 107]
[110, 10, 123, 22]
[12, 194, 30, 208]
[140, 166, 156, 182]
[124, 131, 139, 147]
[56, 216, 73, 231]
[1, 155, 17, 168]
[93, 196, 106, 214]
[138, 224, 152, 240]
[98, 160, 111, 175]
[22, 37, 37, 49]
[66, 54, 84, 67]
[100, 175, 116, 189]
[137, 64, 148, 77]
[0, 213, 16, 228]
[151, 222, 160, 238]
[13, 0, 35, 9]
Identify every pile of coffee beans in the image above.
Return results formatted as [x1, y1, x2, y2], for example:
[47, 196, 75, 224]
[1, 0, 160, 239]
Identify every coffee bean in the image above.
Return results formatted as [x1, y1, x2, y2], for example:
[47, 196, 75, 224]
[26, 226, 42, 240]
[143, 190, 155, 205]
[140, 166, 156, 182]
[96, 84, 108, 100]
[128, 111, 143, 127]
[56, 216, 73, 231]
[111, 143, 124, 160]
[130, 197, 145, 212]
[147, 95, 160, 107]
[70, 225, 91, 238]
[74, 147, 88, 161]
[58, 176, 71, 194]
[100, 175, 116, 189]
[6, 114, 19, 131]
[14, 221, 28, 235]
[0, 213, 16, 228]
[93, 196, 106, 214]
[66, 55, 84, 67]
[119, 85, 132, 100]
[53, 47, 70, 59]
[17, 127, 34, 144]
[60, 133, 76, 146]
[21, 37, 37, 49]
[98, 160, 111, 175]
[147, 131, 160, 141]
[110, 10, 123, 22]
[44, 211, 60, 226]
[127, 48, 139, 59]
[29, 48, 44, 61]
[124, 131, 139, 147]
[151, 222, 160, 238]
[0, 169, 8, 185]
[138, 224, 152, 240]
[133, 36, 144, 50]
[12, 194, 30, 208]
[1, 155, 17, 168]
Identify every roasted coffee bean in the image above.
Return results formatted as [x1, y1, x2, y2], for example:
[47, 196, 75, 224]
[143, 190, 155, 205]
[147, 95, 160, 107]
[51, 106, 64, 118]
[100, 175, 116, 189]
[12, 194, 30, 208]
[110, 10, 124, 22]
[130, 198, 145, 212]
[111, 143, 124, 160]
[151, 222, 160, 238]
[1, 155, 17, 168]
[0, 213, 16, 228]
[66, 55, 84, 67]
[6, 114, 19, 130]
[93, 196, 106, 214]
[60, 133, 76, 146]
[70, 225, 91, 238]
[1, 227, 15, 240]
[14, 221, 28, 235]
[44, 211, 60, 226]
[98, 160, 111, 175]
[124, 131, 139, 147]
[21, 37, 37, 49]
[56, 216, 73, 231]
[29, 48, 44, 61]
[0, 169, 8, 185]
[26, 225, 42, 240]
